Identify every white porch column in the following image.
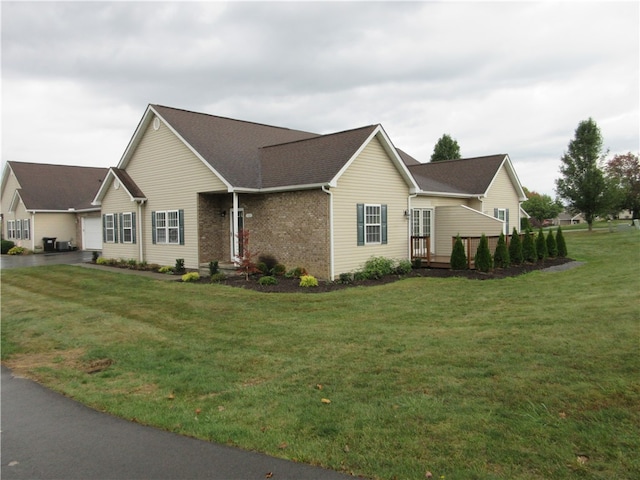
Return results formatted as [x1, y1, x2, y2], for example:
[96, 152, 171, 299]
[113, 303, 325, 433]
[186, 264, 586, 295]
[232, 191, 239, 262]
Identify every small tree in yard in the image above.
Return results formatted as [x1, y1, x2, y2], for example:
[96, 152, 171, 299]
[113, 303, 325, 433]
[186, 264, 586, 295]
[546, 230, 558, 258]
[509, 228, 523, 265]
[236, 229, 261, 280]
[450, 235, 468, 270]
[556, 226, 568, 258]
[474, 234, 493, 272]
[522, 229, 537, 263]
[494, 232, 510, 268]
[536, 228, 548, 260]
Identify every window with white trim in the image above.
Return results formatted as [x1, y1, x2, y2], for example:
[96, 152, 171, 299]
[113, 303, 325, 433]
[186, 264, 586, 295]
[22, 218, 30, 240]
[15, 219, 22, 240]
[365, 204, 382, 244]
[104, 214, 115, 243]
[154, 210, 181, 244]
[122, 212, 133, 243]
[7, 221, 15, 239]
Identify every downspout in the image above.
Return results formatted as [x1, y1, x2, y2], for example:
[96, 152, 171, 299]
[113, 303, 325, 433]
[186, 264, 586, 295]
[29, 212, 36, 251]
[137, 200, 146, 262]
[322, 186, 334, 280]
[407, 194, 417, 259]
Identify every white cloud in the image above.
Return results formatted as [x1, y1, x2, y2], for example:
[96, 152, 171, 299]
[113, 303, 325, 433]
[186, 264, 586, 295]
[2, 1, 638, 197]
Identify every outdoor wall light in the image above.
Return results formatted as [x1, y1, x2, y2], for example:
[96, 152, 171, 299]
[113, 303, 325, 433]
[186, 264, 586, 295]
[404, 210, 409, 217]
[220, 210, 227, 218]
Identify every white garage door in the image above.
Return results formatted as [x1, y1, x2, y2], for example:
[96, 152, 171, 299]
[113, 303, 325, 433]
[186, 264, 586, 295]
[82, 217, 102, 250]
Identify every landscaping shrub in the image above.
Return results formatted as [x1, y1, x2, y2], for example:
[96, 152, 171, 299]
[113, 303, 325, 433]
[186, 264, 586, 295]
[474, 234, 493, 273]
[363, 256, 395, 279]
[210, 273, 226, 284]
[91, 251, 100, 263]
[208, 261, 219, 276]
[535, 228, 548, 260]
[546, 230, 558, 257]
[1, 239, 15, 254]
[493, 232, 510, 268]
[273, 263, 287, 276]
[450, 235, 468, 270]
[96, 257, 109, 265]
[353, 271, 370, 281]
[7, 246, 26, 255]
[258, 275, 278, 286]
[181, 272, 200, 282]
[285, 267, 308, 278]
[174, 258, 185, 274]
[412, 257, 422, 269]
[522, 229, 537, 263]
[126, 258, 138, 269]
[256, 261, 269, 275]
[299, 275, 319, 287]
[509, 228, 523, 265]
[158, 266, 174, 274]
[395, 259, 413, 275]
[338, 272, 353, 284]
[258, 254, 278, 272]
[556, 226, 568, 257]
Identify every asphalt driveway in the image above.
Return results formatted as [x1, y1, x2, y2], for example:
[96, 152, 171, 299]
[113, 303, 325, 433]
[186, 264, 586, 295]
[1, 366, 352, 480]
[0, 250, 94, 269]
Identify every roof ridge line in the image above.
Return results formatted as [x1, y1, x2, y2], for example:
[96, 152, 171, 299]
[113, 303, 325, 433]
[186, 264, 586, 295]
[259, 124, 379, 150]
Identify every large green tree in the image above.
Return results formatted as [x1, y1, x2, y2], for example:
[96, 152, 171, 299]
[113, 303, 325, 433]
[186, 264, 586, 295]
[521, 187, 563, 226]
[430, 134, 461, 162]
[603, 152, 640, 220]
[555, 118, 607, 231]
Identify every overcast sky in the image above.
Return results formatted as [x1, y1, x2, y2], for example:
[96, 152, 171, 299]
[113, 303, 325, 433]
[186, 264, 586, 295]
[2, 1, 638, 196]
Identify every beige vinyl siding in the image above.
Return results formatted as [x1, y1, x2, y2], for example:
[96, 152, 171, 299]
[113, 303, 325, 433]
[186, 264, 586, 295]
[32, 212, 77, 248]
[412, 196, 465, 209]
[434, 205, 503, 258]
[121, 118, 228, 268]
[482, 166, 521, 231]
[332, 136, 411, 276]
[100, 185, 140, 260]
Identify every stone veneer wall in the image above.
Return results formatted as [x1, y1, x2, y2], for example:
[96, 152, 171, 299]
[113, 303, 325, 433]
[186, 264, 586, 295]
[240, 189, 331, 279]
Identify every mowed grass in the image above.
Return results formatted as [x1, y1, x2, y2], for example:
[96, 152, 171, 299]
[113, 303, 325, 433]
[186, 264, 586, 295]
[2, 231, 639, 479]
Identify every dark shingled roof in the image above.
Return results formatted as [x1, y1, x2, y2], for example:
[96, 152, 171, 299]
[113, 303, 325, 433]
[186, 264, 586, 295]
[7, 161, 107, 211]
[408, 154, 507, 195]
[151, 105, 319, 189]
[259, 125, 378, 188]
[111, 168, 146, 199]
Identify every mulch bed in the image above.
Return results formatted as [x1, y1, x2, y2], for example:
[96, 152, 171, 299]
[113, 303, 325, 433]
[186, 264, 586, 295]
[210, 256, 576, 293]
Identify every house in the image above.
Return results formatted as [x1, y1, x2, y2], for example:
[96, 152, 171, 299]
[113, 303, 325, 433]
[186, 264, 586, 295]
[92, 104, 527, 279]
[1, 161, 107, 251]
[554, 211, 585, 226]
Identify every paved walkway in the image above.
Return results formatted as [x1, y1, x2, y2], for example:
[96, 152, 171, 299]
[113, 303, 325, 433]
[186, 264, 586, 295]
[1, 366, 352, 480]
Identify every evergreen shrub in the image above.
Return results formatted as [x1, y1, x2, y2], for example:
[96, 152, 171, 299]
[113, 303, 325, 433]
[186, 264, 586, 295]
[474, 234, 493, 272]
[556, 227, 568, 257]
[509, 228, 523, 265]
[493, 232, 510, 268]
[546, 230, 558, 257]
[522, 229, 537, 263]
[450, 235, 468, 270]
[536, 229, 548, 260]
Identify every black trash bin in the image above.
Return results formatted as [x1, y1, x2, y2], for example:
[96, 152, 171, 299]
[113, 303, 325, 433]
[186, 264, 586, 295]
[42, 237, 56, 252]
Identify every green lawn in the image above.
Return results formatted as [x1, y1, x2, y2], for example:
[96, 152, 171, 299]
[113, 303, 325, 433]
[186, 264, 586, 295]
[2, 230, 639, 479]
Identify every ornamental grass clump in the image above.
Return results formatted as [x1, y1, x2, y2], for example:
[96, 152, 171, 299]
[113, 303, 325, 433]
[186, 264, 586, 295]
[299, 275, 319, 287]
[181, 272, 200, 282]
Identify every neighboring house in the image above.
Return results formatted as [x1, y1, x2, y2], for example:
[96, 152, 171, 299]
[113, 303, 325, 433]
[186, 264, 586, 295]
[1, 161, 107, 251]
[554, 211, 585, 226]
[93, 104, 527, 279]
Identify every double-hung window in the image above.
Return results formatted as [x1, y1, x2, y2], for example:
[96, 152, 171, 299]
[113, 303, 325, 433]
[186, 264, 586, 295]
[22, 219, 30, 240]
[7, 221, 15, 239]
[153, 210, 183, 245]
[104, 214, 115, 243]
[357, 203, 387, 246]
[15, 220, 22, 240]
[122, 212, 133, 243]
[365, 205, 382, 244]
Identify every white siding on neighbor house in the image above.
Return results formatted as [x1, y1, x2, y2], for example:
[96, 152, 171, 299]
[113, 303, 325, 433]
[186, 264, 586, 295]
[113, 117, 227, 269]
[434, 205, 503, 258]
[482, 165, 522, 232]
[332, 135, 411, 276]
[100, 185, 140, 260]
